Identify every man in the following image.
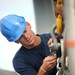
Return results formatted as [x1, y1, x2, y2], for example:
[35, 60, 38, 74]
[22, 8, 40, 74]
[0, 7, 63, 75]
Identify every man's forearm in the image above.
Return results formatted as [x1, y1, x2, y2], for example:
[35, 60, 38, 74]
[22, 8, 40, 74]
[37, 66, 47, 75]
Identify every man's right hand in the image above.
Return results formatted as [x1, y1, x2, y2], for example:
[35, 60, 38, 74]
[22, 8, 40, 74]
[41, 54, 57, 73]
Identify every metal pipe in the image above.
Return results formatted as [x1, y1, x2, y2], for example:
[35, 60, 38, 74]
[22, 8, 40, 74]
[64, 0, 75, 75]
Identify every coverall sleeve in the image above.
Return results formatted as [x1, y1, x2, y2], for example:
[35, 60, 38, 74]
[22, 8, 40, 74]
[13, 56, 37, 75]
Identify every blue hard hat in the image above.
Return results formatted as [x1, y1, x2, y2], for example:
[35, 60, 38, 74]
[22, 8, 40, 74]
[0, 14, 26, 42]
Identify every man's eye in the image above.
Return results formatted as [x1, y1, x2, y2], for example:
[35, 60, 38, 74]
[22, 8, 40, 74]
[24, 30, 27, 33]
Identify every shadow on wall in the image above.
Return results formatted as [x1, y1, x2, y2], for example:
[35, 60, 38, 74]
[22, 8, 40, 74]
[0, 69, 19, 75]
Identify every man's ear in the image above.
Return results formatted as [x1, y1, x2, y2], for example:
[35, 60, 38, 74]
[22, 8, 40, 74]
[26, 22, 32, 28]
[15, 40, 19, 44]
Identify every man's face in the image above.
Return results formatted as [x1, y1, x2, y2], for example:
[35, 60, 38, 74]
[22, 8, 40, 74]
[17, 22, 36, 47]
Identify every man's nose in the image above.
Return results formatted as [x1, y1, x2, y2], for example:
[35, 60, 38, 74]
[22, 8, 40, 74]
[23, 33, 28, 39]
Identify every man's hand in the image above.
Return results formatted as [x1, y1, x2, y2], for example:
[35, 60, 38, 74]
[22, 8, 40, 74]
[48, 36, 60, 45]
[47, 38, 53, 45]
[41, 54, 57, 73]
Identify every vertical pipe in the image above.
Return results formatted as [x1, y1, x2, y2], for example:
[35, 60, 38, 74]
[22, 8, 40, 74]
[64, 0, 75, 75]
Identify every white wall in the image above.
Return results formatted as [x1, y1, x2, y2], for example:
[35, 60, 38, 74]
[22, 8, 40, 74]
[0, 0, 36, 71]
